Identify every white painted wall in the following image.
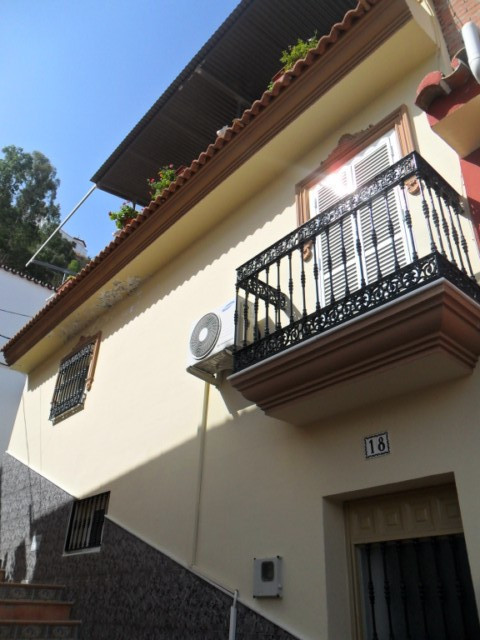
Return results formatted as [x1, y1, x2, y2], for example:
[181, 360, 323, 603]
[0, 268, 51, 458]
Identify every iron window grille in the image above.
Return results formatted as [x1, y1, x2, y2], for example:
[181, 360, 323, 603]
[65, 492, 110, 553]
[49, 332, 101, 423]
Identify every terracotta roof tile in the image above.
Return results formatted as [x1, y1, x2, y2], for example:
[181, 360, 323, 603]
[2, 0, 378, 359]
[0, 265, 54, 290]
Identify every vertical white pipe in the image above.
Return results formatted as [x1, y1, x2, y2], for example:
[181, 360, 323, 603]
[190, 382, 210, 567]
[462, 22, 480, 83]
[229, 590, 238, 640]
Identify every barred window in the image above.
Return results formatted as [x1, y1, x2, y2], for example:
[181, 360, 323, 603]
[49, 332, 101, 422]
[65, 492, 109, 553]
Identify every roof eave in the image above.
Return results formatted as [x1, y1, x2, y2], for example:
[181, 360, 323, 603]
[4, 0, 416, 369]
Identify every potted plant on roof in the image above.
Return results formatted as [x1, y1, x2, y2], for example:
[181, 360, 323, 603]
[148, 164, 177, 200]
[269, 33, 319, 89]
[108, 202, 138, 229]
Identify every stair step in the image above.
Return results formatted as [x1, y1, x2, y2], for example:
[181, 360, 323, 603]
[0, 601, 73, 621]
[0, 585, 65, 602]
[0, 620, 81, 639]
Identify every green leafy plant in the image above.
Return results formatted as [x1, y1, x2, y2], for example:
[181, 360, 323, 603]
[279, 33, 319, 71]
[148, 164, 176, 200]
[108, 202, 137, 229]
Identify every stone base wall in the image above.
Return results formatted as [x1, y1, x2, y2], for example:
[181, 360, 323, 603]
[0, 454, 296, 640]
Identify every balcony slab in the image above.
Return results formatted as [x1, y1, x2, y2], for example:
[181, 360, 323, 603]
[228, 280, 480, 424]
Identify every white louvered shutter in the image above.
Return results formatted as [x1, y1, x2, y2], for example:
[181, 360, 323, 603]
[351, 132, 408, 285]
[311, 131, 408, 306]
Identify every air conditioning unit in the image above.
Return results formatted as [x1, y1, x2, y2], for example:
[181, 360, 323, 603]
[186, 298, 251, 383]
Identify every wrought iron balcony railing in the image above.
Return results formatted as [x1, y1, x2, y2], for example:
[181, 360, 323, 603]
[233, 152, 480, 372]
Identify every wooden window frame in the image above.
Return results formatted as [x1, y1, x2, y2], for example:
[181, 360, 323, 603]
[296, 106, 415, 225]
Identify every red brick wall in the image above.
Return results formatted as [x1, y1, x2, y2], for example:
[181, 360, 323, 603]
[433, 0, 480, 57]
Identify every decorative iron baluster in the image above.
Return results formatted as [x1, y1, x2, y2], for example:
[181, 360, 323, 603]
[432, 537, 449, 639]
[254, 290, 260, 341]
[435, 188, 456, 265]
[366, 544, 379, 640]
[276, 259, 281, 331]
[299, 244, 307, 318]
[451, 201, 475, 278]
[339, 217, 350, 296]
[313, 240, 321, 312]
[353, 209, 366, 288]
[368, 199, 382, 281]
[325, 226, 335, 304]
[395, 541, 412, 640]
[233, 284, 239, 352]
[243, 292, 249, 348]
[264, 266, 270, 337]
[288, 252, 294, 323]
[418, 177, 437, 254]
[385, 191, 400, 271]
[442, 199, 464, 272]
[400, 182, 418, 261]
[449, 535, 468, 638]
[427, 184, 446, 256]
[381, 542, 395, 639]
[413, 538, 430, 640]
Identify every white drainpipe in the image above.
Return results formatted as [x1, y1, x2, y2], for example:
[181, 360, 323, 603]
[462, 22, 480, 83]
[229, 590, 238, 640]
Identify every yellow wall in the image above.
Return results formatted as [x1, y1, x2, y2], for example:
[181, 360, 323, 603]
[8, 31, 480, 640]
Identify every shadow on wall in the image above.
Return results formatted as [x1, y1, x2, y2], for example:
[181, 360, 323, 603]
[3, 366, 480, 638]
[0, 406, 302, 640]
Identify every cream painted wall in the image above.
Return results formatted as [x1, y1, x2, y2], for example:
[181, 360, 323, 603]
[7, 41, 480, 640]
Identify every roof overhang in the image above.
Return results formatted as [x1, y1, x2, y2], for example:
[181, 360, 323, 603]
[4, 0, 439, 371]
[91, 0, 359, 205]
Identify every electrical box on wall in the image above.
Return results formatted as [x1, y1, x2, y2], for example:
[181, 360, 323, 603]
[253, 556, 283, 598]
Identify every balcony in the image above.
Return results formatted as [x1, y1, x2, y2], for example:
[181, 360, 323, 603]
[228, 153, 480, 424]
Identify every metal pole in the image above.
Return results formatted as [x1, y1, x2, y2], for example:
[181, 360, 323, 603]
[25, 184, 97, 268]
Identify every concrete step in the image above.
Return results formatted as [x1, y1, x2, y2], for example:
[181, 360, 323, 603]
[0, 619, 81, 638]
[0, 600, 74, 621]
[0, 585, 65, 602]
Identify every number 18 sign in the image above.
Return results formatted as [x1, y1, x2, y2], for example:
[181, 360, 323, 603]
[364, 432, 390, 458]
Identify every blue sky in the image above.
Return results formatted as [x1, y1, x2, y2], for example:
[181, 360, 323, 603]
[0, 0, 239, 261]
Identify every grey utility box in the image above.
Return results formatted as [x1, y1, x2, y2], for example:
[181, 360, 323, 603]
[253, 556, 283, 598]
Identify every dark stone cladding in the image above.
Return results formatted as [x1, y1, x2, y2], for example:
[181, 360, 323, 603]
[0, 454, 297, 640]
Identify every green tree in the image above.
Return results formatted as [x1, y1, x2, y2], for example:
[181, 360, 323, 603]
[0, 145, 83, 286]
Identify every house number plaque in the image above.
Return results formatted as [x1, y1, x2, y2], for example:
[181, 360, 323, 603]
[364, 432, 390, 458]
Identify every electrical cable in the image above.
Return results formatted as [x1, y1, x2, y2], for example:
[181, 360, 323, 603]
[0, 308, 32, 318]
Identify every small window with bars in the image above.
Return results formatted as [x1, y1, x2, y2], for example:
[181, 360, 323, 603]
[65, 492, 109, 553]
[49, 332, 101, 423]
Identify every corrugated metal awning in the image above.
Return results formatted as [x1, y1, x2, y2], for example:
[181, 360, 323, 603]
[91, 0, 358, 206]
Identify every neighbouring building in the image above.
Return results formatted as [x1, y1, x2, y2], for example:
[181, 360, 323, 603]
[60, 230, 88, 261]
[0, 266, 52, 460]
[2, 1, 480, 638]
